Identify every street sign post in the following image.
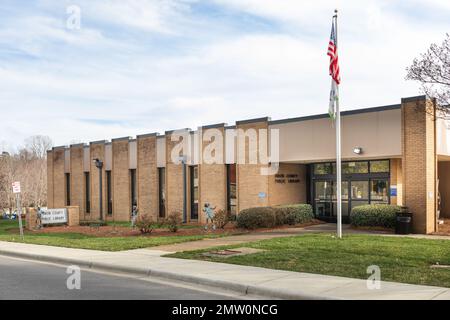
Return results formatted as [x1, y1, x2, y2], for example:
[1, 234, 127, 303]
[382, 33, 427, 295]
[12, 181, 24, 240]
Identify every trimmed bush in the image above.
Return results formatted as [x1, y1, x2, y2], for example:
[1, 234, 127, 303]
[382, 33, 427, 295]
[236, 204, 314, 229]
[277, 204, 314, 225]
[350, 204, 401, 228]
[236, 207, 277, 229]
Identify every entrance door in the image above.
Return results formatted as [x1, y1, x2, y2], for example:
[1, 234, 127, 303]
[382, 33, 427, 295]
[332, 181, 349, 221]
[314, 180, 333, 218]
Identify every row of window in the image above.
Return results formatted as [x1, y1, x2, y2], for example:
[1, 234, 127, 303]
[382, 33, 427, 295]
[313, 160, 390, 175]
[64, 164, 238, 218]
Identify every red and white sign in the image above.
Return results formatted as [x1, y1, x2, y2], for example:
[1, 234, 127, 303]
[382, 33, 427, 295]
[12, 181, 21, 194]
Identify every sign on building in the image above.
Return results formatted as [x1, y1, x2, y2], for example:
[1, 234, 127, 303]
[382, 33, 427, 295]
[41, 208, 68, 225]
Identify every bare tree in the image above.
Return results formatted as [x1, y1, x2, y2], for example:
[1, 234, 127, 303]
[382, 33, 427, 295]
[406, 34, 450, 119]
[25, 135, 53, 159]
[0, 135, 53, 211]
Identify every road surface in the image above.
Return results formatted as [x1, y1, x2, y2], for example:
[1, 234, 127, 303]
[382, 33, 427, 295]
[0, 255, 244, 300]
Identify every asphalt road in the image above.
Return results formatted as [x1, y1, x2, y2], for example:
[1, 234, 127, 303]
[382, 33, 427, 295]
[0, 255, 242, 300]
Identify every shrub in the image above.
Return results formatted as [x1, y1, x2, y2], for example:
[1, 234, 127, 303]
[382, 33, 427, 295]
[277, 204, 314, 225]
[165, 212, 182, 232]
[236, 204, 315, 229]
[350, 204, 401, 228]
[236, 207, 277, 229]
[135, 214, 155, 234]
[214, 209, 229, 229]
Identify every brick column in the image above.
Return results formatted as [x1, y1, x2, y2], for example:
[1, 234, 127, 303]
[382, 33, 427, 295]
[112, 137, 131, 221]
[89, 141, 106, 221]
[165, 129, 189, 220]
[70, 144, 85, 215]
[47, 150, 54, 208]
[199, 124, 227, 223]
[401, 96, 437, 234]
[52, 147, 66, 208]
[236, 117, 270, 212]
[137, 133, 158, 220]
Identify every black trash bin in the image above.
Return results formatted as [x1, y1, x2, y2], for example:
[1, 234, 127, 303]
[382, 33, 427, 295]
[396, 212, 413, 234]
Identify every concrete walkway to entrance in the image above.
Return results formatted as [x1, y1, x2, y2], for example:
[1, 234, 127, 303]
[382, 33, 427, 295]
[1, 240, 449, 300]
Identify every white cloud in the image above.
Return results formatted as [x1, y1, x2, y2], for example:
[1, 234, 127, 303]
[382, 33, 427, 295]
[0, 0, 448, 148]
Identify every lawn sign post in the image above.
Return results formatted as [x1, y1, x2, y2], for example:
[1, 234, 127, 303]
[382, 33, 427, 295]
[12, 181, 24, 240]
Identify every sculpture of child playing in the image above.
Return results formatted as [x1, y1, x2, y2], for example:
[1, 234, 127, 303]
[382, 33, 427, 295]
[203, 203, 216, 231]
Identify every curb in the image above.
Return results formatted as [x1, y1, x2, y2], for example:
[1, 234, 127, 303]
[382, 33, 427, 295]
[0, 248, 337, 300]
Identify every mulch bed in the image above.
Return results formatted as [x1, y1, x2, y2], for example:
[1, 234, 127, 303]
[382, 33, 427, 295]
[23, 220, 325, 238]
[434, 219, 450, 236]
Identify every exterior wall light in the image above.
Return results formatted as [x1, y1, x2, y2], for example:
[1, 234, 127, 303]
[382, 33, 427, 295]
[353, 147, 363, 155]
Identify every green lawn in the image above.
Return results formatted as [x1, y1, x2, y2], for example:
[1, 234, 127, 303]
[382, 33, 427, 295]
[0, 219, 219, 251]
[169, 233, 450, 288]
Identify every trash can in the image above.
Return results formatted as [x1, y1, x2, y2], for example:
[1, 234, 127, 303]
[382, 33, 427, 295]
[396, 211, 413, 235]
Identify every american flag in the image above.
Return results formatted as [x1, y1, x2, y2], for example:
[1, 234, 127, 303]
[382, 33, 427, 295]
[327, 22, 340, 85]
[328, 19, 340, 119]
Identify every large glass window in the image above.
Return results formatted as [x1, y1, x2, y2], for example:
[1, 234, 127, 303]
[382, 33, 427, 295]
[84, 172, 90, 214]
[106, 171, 112, 215]
[190, 166, 199, 220]
[227, 164, 237, 215]
[311, 160, 390, 221]
[130, 169, 137, 210]
[158, 168, 166, 218]
[65, 173, 71, 206]
[371, 179, 389, 202]
[342, 161, 368, 174]
[314, 163, 333, 175]
[370, 160, 390, 173]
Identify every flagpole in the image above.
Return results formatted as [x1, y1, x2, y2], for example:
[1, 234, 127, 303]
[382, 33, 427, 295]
[334, 9, 342, 239]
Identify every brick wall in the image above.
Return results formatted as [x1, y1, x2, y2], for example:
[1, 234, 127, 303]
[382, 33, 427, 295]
[70, 145, 85, 215]
[137, 134, 158, 220]
[52, 148, 65, 208]
[47, 151, 54, 208]
[165, 132, 185, 220]
[89, 142, 106, 221]
[269, 163, 307, 206]
[236, 119, 270, 212]
[199, 126, 227, 223]
[402, 97, 437, 234]
[112, 138, 131, 221]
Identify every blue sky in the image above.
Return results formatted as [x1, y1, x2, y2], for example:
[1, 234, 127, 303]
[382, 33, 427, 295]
[0, 0, 449, 150]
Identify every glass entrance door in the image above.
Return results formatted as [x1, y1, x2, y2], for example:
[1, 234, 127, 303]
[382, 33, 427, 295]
[314, 181, 333, 218]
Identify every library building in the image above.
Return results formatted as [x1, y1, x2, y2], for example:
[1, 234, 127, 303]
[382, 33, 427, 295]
[47, 95, 450, 234]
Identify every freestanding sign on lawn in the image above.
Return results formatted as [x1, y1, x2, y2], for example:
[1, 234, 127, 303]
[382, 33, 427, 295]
[40, 208, 68, 225]
[12, 181, 24, 240]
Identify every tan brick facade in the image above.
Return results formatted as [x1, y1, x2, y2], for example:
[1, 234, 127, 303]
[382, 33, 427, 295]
[165, 132, 185, 220]
[269, 163, 306, 206]
[401, 96, 437, 234]
[47, 151, 54, 208]
[89, 141, 106, 221]
[52, 148, 66, 209]
[236, 119, 270, 211]
[69, 144, 85, 216]
[47, 96, 445, 234]
[199, 126, 227, 224]
[137, 134, 159, 220]
[112, 138, 131, 221]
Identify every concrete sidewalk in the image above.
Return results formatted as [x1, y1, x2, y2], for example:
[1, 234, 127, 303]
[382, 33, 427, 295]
[0, 241, 449, 300]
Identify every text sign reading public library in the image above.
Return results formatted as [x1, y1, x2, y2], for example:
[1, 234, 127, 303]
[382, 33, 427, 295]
[41, 209, 68, 225]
